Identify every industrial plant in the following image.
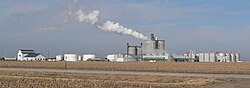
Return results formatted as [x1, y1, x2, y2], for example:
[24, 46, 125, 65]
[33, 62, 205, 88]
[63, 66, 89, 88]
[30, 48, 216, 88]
[0, 34, 241, 62]
[106, 34, 241, 62]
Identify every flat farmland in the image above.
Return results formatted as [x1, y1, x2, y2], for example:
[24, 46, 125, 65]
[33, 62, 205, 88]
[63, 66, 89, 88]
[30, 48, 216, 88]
[1, 61, 250, 74]
[0, 70, 230, 88]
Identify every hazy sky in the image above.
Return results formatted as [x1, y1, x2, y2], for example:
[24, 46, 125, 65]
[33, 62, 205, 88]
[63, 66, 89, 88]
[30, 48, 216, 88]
[0, 0, 249, 60]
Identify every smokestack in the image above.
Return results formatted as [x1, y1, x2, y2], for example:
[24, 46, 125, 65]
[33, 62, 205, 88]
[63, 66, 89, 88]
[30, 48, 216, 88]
[151, 34, 155, 41]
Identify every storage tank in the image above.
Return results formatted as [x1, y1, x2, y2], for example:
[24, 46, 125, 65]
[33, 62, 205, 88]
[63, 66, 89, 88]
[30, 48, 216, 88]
[231, 54, 236, 62]
[235, 53, 240, 62]
[209, 53, 216, 62]
[143, 40, 156, 55]
[204, 53, 210, 62]
[137, 47, 142, 55]
[157, 40, 165, 50]
[83, 54, 96, 61]
[128, 46, 137, 55]
[225, 53, 231, 62]
[199, 53, 204, 62]
[107, 54, 116, 61]
[64, 54, 78, 61]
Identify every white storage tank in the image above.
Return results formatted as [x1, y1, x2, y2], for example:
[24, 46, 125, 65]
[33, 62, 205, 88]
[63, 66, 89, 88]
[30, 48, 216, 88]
[199, 53, 204, 62]
[235, 53, 240, 62]
[107, 54, 116, 61]
[231, 54, 236, 62]
[83, 54, 96, 61]
[225, 53, 231, 62]
[209, 53, 216, 62]
[204, 53, 210, 62]
[64, 54, 78, 61]
[157, 40, 165, 50]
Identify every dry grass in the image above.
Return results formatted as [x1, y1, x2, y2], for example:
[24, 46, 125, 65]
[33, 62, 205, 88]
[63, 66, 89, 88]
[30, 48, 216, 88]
[0, 70, 223, 88]
[1, 61, 250, 74]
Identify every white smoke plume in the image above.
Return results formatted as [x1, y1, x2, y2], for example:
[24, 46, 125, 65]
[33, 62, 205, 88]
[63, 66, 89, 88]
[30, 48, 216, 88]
[43, 0, 149, 40]
[75, 9, 148, 40]
[96, 20, 148, 40]
[62, 0, 78, 23]
[76, 9, 100, 25]
[39, 0, 78, 31]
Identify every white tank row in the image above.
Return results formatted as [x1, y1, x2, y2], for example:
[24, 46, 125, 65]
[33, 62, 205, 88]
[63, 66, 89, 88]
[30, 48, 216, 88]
[198, 52, 240, 62]
[56, 54, 96, 61]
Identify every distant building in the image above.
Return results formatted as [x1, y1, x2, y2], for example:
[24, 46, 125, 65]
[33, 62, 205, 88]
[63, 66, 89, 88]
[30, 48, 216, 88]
[3, 57, 16, 61]
[107, 54, 136, 62]
[17, 49, 45, 61]
[197, 52, 241, 62]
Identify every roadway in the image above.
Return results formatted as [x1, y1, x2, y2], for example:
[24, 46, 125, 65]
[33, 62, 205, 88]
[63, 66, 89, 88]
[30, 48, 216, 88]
[0, 68, 250, 79]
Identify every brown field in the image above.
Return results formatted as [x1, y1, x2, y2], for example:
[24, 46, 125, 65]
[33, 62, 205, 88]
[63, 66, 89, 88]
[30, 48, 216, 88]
[0, 70, 228, 88]
[1, 61, 250, 74]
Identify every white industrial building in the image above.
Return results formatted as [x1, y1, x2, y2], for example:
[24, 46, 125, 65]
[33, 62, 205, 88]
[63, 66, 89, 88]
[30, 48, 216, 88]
[83, 54, 96, 61]
[142, 34, 165, 56]
[124, 34, 167, 62]
[56, 55, 63, 61]
[198, 52, 240, 62]
[55, 53, 96, 61]
[171, 50, 241, 62]
[64, 54, 78, 61]
[17, 49, 46, 61]
[106, 54, 136, 62]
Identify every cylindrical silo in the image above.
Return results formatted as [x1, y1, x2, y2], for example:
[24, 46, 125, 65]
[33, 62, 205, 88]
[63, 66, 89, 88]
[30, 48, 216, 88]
[128, 46, 137, 55]
[156, 40, 165, 55]
[225, 53, 231, 62]
[157, 40, 165, 50]
[64, 54, 78, 61]
[231, 54, 236, 62]
[143, 40, 156, 55]
[209, 52, 216, 62]
[204, 53, 210, 62]
[199, 53, 204, 62]
[235, 53, 240, 62]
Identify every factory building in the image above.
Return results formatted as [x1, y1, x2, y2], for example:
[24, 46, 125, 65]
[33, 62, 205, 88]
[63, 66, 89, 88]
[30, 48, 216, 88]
[64, 54, 78, 61]
[83, 54, 96, 61]
[125, 34, 167, 62]
[198, 52, 241, 62]
[107, 54, 136, 62]
[172, 50, 198, 62]
[143, 34, 165, 56]
[55, 53, 96, 61]
[172, 51, 241, 62]
[17, 49, 45, 61]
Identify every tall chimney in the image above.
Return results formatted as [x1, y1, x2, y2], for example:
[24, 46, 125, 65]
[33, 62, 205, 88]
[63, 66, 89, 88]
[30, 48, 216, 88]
[151, 34, 155, 41]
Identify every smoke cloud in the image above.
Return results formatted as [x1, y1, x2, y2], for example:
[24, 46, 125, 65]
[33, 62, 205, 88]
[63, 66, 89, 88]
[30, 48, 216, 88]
[97, 20, 148, 40]
[75, 8, 148, 40]
[76, 9, 100, 25]
[44, 0, 149, 40]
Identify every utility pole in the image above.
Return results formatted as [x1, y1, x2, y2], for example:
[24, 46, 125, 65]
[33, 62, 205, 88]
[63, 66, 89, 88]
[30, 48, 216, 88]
[64, 60, 67, 69]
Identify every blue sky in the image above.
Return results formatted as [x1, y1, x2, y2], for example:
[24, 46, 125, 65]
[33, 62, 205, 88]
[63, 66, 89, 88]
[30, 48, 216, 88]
[0, 0, 249, 60]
